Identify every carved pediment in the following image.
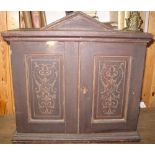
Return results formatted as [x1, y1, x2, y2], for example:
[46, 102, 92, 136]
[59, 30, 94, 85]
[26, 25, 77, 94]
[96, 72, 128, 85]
[42, 11, 113, 31]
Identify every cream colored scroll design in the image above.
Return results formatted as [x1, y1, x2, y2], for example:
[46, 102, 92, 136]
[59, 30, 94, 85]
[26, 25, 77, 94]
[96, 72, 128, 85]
[32, 61, 58, 115]
[98, 61, 125, 115]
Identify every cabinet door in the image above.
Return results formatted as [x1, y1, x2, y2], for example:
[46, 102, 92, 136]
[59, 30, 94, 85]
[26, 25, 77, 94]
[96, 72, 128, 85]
[11, 41, 78, 133]
[79, 42, 146, 133]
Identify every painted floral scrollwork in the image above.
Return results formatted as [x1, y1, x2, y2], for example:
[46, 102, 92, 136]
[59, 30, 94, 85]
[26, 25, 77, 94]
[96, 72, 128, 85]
[98, 60, 126, 116]
[32, 60, 59, 115]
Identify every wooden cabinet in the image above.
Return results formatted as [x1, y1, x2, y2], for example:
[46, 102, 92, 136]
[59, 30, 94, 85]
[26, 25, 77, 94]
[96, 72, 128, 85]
[2, 12, 152, 143]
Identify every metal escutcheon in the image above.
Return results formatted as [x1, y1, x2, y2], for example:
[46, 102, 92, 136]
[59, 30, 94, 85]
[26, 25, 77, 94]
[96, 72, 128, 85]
[81, 86, 88, 95]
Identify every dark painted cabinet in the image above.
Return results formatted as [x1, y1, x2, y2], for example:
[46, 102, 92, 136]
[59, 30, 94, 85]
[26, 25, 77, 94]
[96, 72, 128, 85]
[2, 12, 152, 143]
[79, 42, 147, 133]
[10, 41, 79, 134]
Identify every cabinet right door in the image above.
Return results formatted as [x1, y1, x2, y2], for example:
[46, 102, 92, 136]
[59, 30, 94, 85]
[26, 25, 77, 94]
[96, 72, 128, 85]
[79, 42, 146, 133]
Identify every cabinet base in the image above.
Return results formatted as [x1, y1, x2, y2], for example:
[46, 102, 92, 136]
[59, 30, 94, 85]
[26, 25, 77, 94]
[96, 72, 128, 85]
[12, 131, 140, 143]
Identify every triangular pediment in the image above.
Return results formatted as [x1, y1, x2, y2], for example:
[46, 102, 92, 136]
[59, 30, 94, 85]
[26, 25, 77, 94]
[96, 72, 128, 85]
[42, 11, 113, 31]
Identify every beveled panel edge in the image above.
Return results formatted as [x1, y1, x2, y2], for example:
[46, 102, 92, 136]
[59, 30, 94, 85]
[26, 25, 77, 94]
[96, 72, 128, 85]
[27, 118, 65, 124]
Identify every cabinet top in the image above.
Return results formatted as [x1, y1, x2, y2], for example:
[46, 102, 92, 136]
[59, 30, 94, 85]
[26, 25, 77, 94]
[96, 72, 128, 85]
[2, 11, 153, 43]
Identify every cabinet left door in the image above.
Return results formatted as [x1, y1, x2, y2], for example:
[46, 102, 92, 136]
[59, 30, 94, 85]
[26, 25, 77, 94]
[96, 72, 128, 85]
[11, 41, 78, 133]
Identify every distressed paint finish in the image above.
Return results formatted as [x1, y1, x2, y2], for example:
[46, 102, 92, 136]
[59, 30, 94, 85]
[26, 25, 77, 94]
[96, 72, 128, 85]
[94, 57, 128, 119]
[25, 54, 63, 119]
[2, 11, 152, 143]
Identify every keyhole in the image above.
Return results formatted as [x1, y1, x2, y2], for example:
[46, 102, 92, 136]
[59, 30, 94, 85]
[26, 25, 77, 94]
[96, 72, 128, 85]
[81, 87, 88, 95]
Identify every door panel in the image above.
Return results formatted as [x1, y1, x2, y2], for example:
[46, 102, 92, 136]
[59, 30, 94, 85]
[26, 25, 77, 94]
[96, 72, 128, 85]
[79, 42, 145, 133]
[25, 54, 64, 122]
[11, 41, 78, 133]
[92, 56, 131, 122]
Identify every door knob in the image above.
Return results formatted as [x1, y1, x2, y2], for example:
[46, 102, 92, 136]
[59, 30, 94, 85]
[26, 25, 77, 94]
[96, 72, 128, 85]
[81, 86, 88, 95]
